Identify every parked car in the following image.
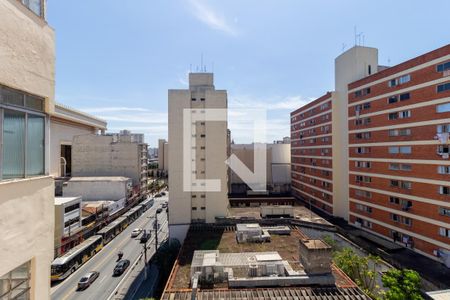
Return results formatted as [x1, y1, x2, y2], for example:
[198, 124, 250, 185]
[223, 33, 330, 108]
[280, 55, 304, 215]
[162, 202, 168, 208]
[130, 228, 142, 238]
[77, 271, 99, 290]
[155, 194, 162, 198]
[156, 208, 162, 214]
[161, 192, 166, 196]
[140, 230, 151, 244]
[113, 260, 130, 276]
[153, 220, 159, 229]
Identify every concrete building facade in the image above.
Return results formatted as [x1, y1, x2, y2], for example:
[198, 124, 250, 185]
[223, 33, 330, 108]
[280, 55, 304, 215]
[158, 138, 169, 175]
[168, 73, 229, 242]
[71, 133, 148, 196]
[0, 0, 55, 299]
[54, 196, 82, 257]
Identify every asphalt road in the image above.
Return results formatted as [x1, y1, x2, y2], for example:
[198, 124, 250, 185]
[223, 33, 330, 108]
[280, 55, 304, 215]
[51, 195, 169, 300]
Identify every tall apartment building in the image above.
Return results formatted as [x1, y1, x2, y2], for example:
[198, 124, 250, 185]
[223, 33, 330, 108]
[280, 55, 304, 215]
[291, 44, 450, 262]
[347, 44, 450, 260]
[0, 0, 55, 299]
[71, 133, 148, 196]
[168, 73, 228, 242]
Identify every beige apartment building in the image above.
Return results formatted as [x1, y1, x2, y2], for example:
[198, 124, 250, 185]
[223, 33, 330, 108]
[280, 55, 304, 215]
[158, 138, 169, 175]
[168, 73, 229, 242]
[0, 0, 55, 299]
[71, 133, 149, 196]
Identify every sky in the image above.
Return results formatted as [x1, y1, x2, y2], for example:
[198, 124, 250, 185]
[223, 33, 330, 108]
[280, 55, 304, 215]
[47, 0, 450, 147]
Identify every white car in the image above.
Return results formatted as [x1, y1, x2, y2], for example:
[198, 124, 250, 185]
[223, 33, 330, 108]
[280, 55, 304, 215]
[130, 228, 142, 238]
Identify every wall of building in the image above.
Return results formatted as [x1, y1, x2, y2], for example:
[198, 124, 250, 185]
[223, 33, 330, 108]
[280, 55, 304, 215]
[63, 178, 130, 201]
[0, 0, 55, 113]
[71, 134, 142, 187]
[168, 73, 228, 243]
[0, 176, 54, 300]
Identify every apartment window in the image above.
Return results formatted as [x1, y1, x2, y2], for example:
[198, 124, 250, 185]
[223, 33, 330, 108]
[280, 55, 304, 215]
[437, 61, 450, 72]
[355, 189, 371, 198]
[192, 207, 197, 211]
[399, 110, 411, 118]
[200, 134, 206, 138]
[399, 93, 411, 101]
[391, 213, 400, 222]
[355, 117, 371, 125]
[401, 181, 412, 189]
[439, 207, 450, 216]
[64, 216, 80, 228]
[200, 122, 205, 125]
[200, 206, 206, 210]
[356, 217, 372, 228]
[389, 79, 398, 87]
[191, 98, 196, 101]
[200, 98, 205, 101]
[437, 124, 450, 133]
[355, 132, 371, 139]
[388, 95, 398, 104]
[19, 0, 43, 17]
[389, 128, 411, 136]
[320, 102, 329, 110]
[1, 103, 46, 179]
[401, 164, 412, 171]
[438, 166, 450, 174]
[439, 228, 450, 238]
[355, 175, 371, 183]
[200, 146, 205, 150]
[191, 195, 197, 199]
[355, 161, 371, 168]
[437, 145, 450, 154]
[402, 217, 412, 227]
[437, 83, 450, 93]
[389, 146, 399, 154]
[354, 88, 371, 98]
[388, 146, 411, 154]
[389, 163, 400, 170]
[356, 204, 372, 213]
[200, 194, 206, 198]
[389, 196, 400, 204]
[399, 74, 411, 84]
[439, 186, 450, 195]
[390, 180, 399, 187]
[0, 261, 31, 299]
[437, 102, 450, 113]
[388, 112, 398, 120]
[355, 147, 370, 154]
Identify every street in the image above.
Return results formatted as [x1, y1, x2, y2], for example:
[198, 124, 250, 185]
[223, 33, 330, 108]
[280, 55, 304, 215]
[51, 195, 169, 300]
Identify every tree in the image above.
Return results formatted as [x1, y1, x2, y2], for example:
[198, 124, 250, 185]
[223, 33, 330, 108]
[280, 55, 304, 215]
[333, 248, 381, 299]
[381, 268, 423, 300]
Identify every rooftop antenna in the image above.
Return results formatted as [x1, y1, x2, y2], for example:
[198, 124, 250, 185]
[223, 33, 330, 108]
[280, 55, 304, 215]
[212, 62, 214, 73]
[354, 26, 357, 46]
[201, 53, 204, 72]
[190, 64, 192, 73]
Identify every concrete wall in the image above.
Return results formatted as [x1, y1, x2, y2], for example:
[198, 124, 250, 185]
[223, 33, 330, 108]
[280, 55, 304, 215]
[333, 46, 378, 220]
[49, 118, 96, 177]
[0, 0, 55, 113]
[63, 178, 130, 201]
[71, 134, 141, 186]
[0, 176, 54, 300]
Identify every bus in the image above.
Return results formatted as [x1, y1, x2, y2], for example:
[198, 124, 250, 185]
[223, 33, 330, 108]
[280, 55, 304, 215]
[51, 235, 103, 281]
[140, 197, 154, 212]
[123, 205, 143, 223]
[96, 216, 128, 244]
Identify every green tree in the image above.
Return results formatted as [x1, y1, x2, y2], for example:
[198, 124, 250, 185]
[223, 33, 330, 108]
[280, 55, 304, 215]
[333, 248, 381, 299]
[381, 268, 423, 300]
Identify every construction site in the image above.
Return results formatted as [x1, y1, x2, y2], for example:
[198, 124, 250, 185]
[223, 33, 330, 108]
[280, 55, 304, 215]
[161, 216, 370, 300]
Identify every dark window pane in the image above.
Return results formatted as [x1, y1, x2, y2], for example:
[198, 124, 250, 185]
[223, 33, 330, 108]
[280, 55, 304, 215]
[1, 88, 24, 107]
[26, 115, 45, 176]
[25, 95, 44, 111]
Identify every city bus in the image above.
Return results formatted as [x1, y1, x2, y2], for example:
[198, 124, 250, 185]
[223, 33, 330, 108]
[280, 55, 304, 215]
[140, 197, 154, 212]
[51, 235, 103, 281]
[96, 216, 128, 244]
[123, 205, 143, 223]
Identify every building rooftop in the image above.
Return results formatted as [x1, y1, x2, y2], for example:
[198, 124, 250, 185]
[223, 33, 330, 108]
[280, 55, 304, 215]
[68, 176, 131, 182]
[54, 196, 81, 206]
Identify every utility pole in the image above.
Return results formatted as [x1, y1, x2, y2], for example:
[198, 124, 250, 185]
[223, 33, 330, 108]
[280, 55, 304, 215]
[143, 230, 148, 280]
[154, 212, 158, 253]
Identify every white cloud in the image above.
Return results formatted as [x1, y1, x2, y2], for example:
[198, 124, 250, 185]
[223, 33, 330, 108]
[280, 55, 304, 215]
[81, 107, 152, 113]
[229, 94, 315, 111]
[187, 0, 238, 36]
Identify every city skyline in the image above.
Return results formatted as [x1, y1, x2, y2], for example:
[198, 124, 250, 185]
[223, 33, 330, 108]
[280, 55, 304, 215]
[47, 0, 450, 146]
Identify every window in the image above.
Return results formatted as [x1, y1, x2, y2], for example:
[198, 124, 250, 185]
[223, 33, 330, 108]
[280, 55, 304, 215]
[0, 261, 31, 299]
[356, 175, 371, 183]
[200, 98, 205, 101]
[191, 98, 196, 101]
[355, 117, 371, 125]
[388, 146, 411, 154]
[390, 180, 399, 187]
[401, 181, 412, 189]
[437, 124, 450, 133]
[399, 110, 411, 118]
[201, 206, 206, 210]
[399, 74, 411, 84]
[355, 88, 371, 98]
[192, 207, 197, 211]
[389, 147, 399, 154]
[64, 203, 80, 214]
[390, 163, 411, 171]
[389, 79, 398, 87]
[439, 186, 450, 195]
[438, 166, 450, 174]
[389, 196, 400, 204]
[437, 61, 450, 72]
[388, 96, 398, 104]
[401, 164, 412, 171]
[391, 213, 400, 222]
[389, 128, 411, 136]
[399, 93, 410, 101]
[356, 204, 372, 213]
[437, 145, 450, 154]
[355, 161, 371, 168]
[389, 163, 400, 170]
[355, 132, 371, 139]
[388, 112, 398, 120]
[19, 0, 43, 17]
[437, 83, 450, 93]
[439, 227, 450, 238]
[437, 102, 450, 113]
[200, 134, 206, 138]
[439, 207, 450, 216]
[402, 217, 412, 226]
[355, 147, 370, 154]
[355, 189, 372, 198]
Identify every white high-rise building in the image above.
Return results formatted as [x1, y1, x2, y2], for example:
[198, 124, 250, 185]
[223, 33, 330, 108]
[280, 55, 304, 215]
[168, 73, 229, 242]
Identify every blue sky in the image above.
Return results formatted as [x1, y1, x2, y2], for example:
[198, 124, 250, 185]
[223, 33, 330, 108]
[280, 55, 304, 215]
[47, 0, 449, 147]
